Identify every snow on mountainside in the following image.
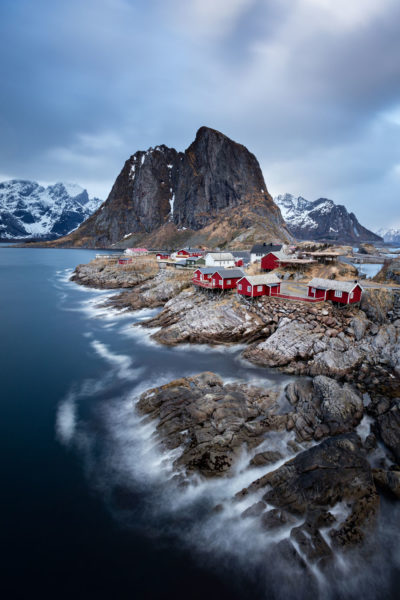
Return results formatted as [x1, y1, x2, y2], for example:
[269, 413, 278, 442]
[274, 193, 381, 243]
[0, 180, 102, 239]
[375, 228, 400, 244]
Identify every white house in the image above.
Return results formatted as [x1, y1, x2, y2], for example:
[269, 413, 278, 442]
[205, 252, 235, 268]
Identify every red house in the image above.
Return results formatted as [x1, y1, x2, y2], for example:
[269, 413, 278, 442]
[192, 267, 217, 288]
[156, 252, 170, 260]
[237, 274, 281, 297]
[307, 278, 363, 304]
[261, 251, 290, 271]
[210, 268, 245, 290]
[118, 256, 133, 265]
[177, 248, 204, 258]
[235, 258, 244, 267]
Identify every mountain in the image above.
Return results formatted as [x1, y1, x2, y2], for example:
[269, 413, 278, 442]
[375, 228, 400, 244]
[0, 180, 102, 240]
[275, 193, 382, 243]
[47, 127, 292, 249]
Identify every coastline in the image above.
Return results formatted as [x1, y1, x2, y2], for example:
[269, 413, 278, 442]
[68, 254, 400, 588]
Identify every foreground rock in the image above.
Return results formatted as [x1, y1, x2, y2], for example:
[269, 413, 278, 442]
[136, 372, 385, 562]
[238, 433, 379, 556]
[137, 372, 285, 477]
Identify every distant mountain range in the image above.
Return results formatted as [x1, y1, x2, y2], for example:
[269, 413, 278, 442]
[274, 193, 381, 243]
[375, 228, 400, 244]
[45, 127, 293, 249]
[0, 180, 102, 240]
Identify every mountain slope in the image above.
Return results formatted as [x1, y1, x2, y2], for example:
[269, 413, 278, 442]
[275, 193, 381, 243]
[48, 127, 292, 248]
[0, 180, 102, 240]
[375, 228, 400, 244]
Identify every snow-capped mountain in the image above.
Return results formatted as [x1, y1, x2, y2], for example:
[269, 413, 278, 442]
[0, 180, 102, 239]
[274, 193, 381, 243]
[375, 228, 400, 244]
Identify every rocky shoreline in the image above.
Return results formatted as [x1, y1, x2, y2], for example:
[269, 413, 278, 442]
[70, 258, 400, 573]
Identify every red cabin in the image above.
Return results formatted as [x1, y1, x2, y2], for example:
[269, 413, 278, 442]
[261, 251, 290, 271]
[177, 248, 204, 258]
[156, 253, 170, 260]
[237, 274, 281, 297]
[307, 278, 363, 304]
[192, 267, 216, 288]
[211, 268, 245, 290]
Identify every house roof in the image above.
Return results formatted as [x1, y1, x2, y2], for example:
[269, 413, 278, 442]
[197, 267, 218, 274]
[308, 278, 362, 293]
[206, 252, 234, 261]
[213, 268, 245, 278]
[230, 251, 251, 260]
[251, 243, 282, 254]
[179, 247, 203, 253]
[263, 250, 292, 260]
[239, 274, 281, 286]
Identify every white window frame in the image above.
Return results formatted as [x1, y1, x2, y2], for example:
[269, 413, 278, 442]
[247, 285, 251, 292]
[226, 279, 231, 285]
[350, 292, 354, 299]
[257, 285, 263, 292]
[311, 287, 316, 294]
[238, 284, 242, 290]
[335, 290, 342, 298]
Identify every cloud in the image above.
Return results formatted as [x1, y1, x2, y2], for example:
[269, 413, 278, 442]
[0, 0, 399, 226]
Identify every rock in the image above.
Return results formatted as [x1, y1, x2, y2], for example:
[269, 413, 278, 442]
[376, 402, 400, 463]
[137, 372, 283, 477]
[290, 521, 333, 563]
[249, 451, 283, 467]
[350, 315, 368, 341]
[285, 376, 363, 441]
[361, 289, 395, 324]
[239, 433, 379, 549]
[243, 322, 319, 367]
[71, 255, 158, 289]
[261, 508, 297, 530]
[372, 469, 400, 499]
[50, 126, 291, 248]
[241, 501, 266, 518]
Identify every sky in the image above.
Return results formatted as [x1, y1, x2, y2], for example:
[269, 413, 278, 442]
[1, 0, 400, 230]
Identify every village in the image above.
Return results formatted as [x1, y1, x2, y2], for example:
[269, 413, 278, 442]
[104, 242, 367, 306]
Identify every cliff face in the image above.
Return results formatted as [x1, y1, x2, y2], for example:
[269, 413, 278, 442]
[50, 127, 291, 248]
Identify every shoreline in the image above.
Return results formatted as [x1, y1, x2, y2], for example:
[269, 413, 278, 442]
[68, 255, 400, 580]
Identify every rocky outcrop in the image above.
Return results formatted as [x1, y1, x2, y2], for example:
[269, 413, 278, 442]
[238, 433, 379, 553]
[137, 372, 285, 477]
[46, 127, 292, 248]
[71, 255, 158, 289]
[142, 289, 266, 345]
[275, 193, 381, 243]
[136, 372, 382, 559]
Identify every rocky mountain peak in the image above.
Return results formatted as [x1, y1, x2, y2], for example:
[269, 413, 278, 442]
[50, 127, 291, 248]
[275, 193, 381, 243]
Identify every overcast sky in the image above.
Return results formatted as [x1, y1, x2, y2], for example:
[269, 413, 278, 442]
[1, 0, 399, 229]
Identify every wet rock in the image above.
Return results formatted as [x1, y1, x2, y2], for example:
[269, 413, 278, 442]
[285, 376, 363, 441]
[239, 433, 379, 549]
[372, 469, 400, 499]
[261, 508, 297, 530]
[376, 402, 400, 463]
[241, 501, 266, 518]
[290, 521, 333, 563]
[137, 372, 282, 477]
[249, 451, 283, 467]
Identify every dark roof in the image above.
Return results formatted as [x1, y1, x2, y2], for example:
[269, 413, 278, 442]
[213, 268, 245, 278]
[179, 247, 203, 253]
[230, 251, 251, 259]
[197, 267, 217, 274]
[251, 243, 282, 254]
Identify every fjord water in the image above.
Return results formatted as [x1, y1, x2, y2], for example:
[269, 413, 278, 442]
[0, 247, 286, 600]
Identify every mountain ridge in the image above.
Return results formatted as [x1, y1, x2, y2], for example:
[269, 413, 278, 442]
[0, 179, 102, 240]
[275, 193, 381, 243]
